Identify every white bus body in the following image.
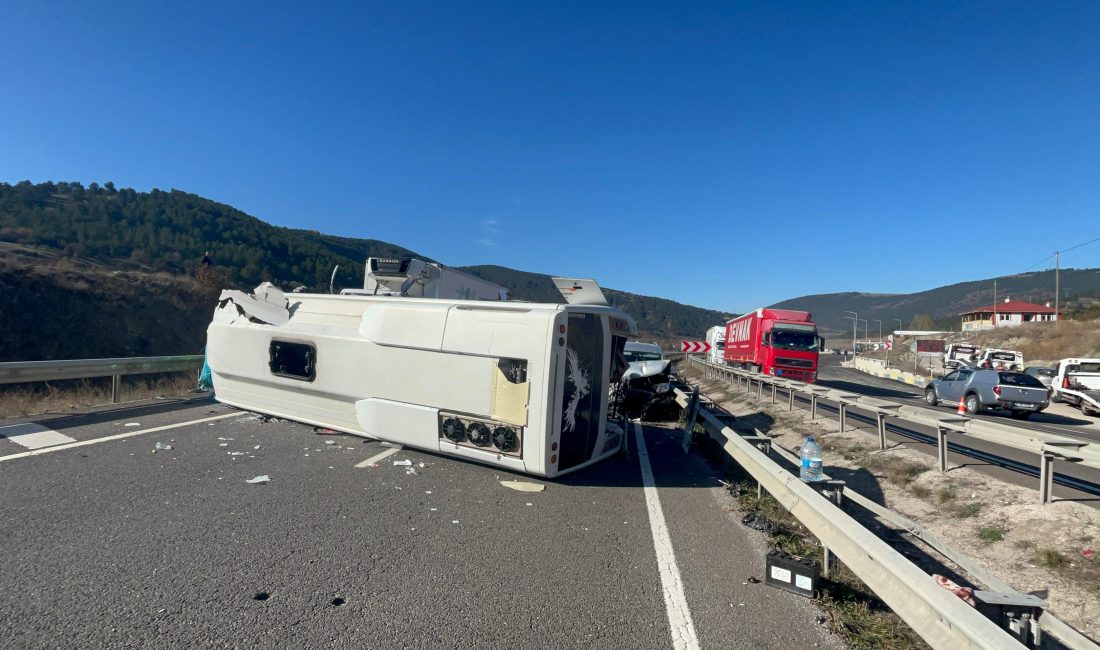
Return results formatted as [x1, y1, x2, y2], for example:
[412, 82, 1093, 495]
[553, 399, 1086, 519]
[342, 257, 510, 301]
[207, 284, 637, 478]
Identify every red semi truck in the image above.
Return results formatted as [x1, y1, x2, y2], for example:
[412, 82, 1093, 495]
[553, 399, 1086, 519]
[724, 308, 823, 382]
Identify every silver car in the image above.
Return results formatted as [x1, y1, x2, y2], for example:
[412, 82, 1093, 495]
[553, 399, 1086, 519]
[925, 368, 1050, 420]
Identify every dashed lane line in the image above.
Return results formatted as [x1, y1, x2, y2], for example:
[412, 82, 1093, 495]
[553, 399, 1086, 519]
[355, 446, 402, 468]
[0, 413, 240, 463]
[0, 423, 77, 449]
[633, 420, 701, 650]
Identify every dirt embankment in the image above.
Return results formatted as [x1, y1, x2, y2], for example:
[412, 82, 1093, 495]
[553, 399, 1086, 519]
[0, 247, 222, 361]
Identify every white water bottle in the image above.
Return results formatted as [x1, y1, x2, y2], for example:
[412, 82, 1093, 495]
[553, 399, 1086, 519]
[800, 435, 824, 482]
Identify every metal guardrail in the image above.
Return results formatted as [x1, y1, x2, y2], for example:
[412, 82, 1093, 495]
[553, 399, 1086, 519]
[672, 386, 1020, 649]
[688, 356, 1100, 504]
[673, 382, 1099, 650]
[0, 355, 204, 403]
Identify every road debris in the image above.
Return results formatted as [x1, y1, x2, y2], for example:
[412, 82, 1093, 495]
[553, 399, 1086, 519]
[500, 480, 545, 492]
[245, 475, 271, 485]
[153, 442, 173, 451]
[380, 442, 403, 449]
[933, 574, 976, 606]
[219, 443, 228, 447]
[405, 467, 417, 475]
[124, 422, 141, 427]
[393, 459, 413, 466]
[324, 440, 337, 446]
[313, 427, 340, 435]
[1082, 548, 1095, 560]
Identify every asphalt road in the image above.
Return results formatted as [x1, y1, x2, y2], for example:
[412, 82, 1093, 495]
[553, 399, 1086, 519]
[0, 398, 843, 649]
[810, 355, 1100, 504]
[818, 355, 1100, 443]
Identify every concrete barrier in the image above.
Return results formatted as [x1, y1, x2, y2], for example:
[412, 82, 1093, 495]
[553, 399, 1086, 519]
[844, 357, 929, 388]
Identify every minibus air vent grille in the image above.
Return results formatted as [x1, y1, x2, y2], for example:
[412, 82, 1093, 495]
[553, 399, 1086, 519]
[438, 413, 522, 458]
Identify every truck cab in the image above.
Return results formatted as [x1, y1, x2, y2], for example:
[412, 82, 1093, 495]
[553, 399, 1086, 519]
[943, 343, 979, 370]
[724, 308, 823, 383]
[705, 326, 726, 365]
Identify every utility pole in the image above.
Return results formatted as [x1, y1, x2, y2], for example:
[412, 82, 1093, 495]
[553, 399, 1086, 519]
[872, 319, 882, 342]
[1055, 251, 1060, 329]
[993, 279, 998, 329]
[844, 310, 857, 355]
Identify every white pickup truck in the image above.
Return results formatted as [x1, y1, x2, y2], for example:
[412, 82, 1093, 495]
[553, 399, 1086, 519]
[1051, 358, 1100, 417]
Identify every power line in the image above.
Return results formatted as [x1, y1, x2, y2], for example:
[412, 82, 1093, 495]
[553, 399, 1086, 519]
[1016, 235, 1099, 275]
[1062, 235, 1100, 255]
[1019, 253, 1056, 274]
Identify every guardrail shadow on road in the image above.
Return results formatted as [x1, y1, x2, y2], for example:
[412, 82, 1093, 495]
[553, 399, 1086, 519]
[0, 394, 215, 433]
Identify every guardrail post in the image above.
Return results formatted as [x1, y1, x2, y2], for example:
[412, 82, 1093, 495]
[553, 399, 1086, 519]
[788, 388, 794, 411]
[757, 379, 763, 400]
[810, 394, 818, 419]
[770, 383, 777, 404]
[1039, 452, 1055, 505]
[839, 402, 847, 432]
[877, 412, 887, 450]
[684, 386, 701, 441]
[110, 374, 121, 403]
[822, 545, 834, 578]
[937, 426, 949, 472]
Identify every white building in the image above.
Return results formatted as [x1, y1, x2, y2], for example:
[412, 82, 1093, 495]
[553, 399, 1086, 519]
[959, 299, 1060, 332]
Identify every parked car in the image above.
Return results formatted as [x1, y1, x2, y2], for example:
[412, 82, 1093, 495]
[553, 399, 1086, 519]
[1024, 366, 1056, 389]
[925, 368, 1049, 419]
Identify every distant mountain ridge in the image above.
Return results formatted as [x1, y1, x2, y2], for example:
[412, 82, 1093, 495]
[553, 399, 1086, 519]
[0, 181, 731, 358]
[771, 269, 1100, 337]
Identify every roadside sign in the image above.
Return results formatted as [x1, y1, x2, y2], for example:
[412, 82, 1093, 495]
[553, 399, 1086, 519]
[680, 340, 712, 354]
[883, 341, 892, 350]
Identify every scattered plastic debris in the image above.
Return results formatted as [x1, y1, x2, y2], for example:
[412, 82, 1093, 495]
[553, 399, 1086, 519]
[525, 502, 532, 506]
[253, 445, 261, 450]
[1082, 548, 1095, 560]
[324, 440, 337, 446]
[218, 437, 234, 441]
[425, 491, 432, 494]
[124, 423, 141, 427]
[740, 512, 778, 534]
[500, 480, 545, 493]
[245, 475, 271, 485]
[313, 427, 341, 435]
[417, 462, 429, 468]
[430, 508, 437, 511]
[393, 460, 413, 466]
[745, 576, 761, 584]
[219, 443, 229, 447]
[229, 452, 245, 456]
[380, 442, 402, 449]
[451, 520, 459, 524]
[405, 467, 417, 475]
[154, 442, 173, 451]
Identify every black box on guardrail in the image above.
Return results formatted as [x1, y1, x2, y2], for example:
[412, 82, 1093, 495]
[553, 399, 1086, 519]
[765, 549, 818, 598]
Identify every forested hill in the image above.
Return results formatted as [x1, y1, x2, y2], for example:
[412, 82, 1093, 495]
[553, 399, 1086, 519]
[0, 180, 419, 290]
[0, 181, 731, 358]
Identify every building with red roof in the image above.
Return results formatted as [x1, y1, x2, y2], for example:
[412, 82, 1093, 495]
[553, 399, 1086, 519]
[959, 299, 1060, 332]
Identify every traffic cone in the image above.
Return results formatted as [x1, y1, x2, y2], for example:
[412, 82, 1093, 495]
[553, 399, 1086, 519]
[956, 396, 967, 415]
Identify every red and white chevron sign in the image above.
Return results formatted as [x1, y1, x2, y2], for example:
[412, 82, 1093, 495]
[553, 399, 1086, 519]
[680, 340, 712, 354]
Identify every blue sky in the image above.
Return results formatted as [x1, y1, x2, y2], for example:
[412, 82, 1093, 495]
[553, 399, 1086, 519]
[2, 1, 1098, 312]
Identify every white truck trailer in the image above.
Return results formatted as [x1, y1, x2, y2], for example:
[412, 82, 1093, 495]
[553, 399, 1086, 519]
[705, 325, 726, 365]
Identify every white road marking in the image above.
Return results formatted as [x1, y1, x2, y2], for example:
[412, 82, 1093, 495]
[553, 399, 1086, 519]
[0, 423, 77, 449]
[355, 446, 401, 468]
[0, 413, 240, 463]
[633, 420, 701, 650]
